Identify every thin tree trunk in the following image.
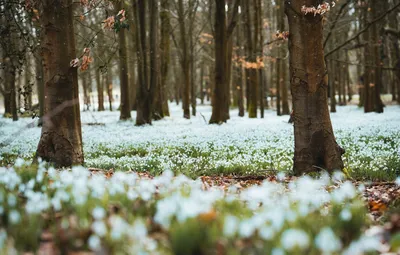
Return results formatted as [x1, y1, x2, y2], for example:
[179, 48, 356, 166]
[115, 1, 131, 120]
[285, 0, 344, 174]
[35, 53, 45, 124]
[160, 0, 171, 116]
[36, 0, 83, 167]
[95, 67, 105, 111]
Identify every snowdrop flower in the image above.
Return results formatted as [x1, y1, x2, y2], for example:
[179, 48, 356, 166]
[340, 208, 352, 221]
[154, 195, 178, 228]
[277, 172, 286, 182]
[332, 181, 356, 202]
[223, 215, 239, 237]
[9, 210, 20, 224]
[92, 221, 107, 237]
[7, 194, 17, 207]
[332, 171, 345, 182]
[238, 219, 256, 238]
[259, 225, 275, 240]
[88, 235, 101, 251]
[131, 219, 147, 239]
[47, 167, 57, 178]
[281, 229, 309, 250]
[109, 215, 127, 240]
[343, 236, 382, 255]
[92, 206, 106, 220]
[14, 158, 25, 167]
[315, 227, 342, 254]
[271, 248, 285, 255]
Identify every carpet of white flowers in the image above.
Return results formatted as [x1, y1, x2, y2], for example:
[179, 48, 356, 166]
[0, 160, 397, 254]
[1, 104, 400, 180]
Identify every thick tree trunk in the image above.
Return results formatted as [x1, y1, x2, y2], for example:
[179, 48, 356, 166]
[36, 0, 84, 167]
[285, 0, 344, 174]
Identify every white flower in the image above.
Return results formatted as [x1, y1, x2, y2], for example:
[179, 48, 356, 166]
[131, 220, 147, 239]
[88, 235, 101, 250]
[259, 225, 274, 240]
[271, 248, 285, 255]
[9, 210, 20, 224]
[14, 158, 25, 167]
[7, 194, 17, 207]
[92, 221, 107, 237]
[340, 208, 352, 221]
[223, 215, 238, 237]
[238, 219, 256, 238]
[92, 207, 106, 220]
[332, 181, 356, 202]
[315, 227, 342, 254]
[281, 229, 309, 250]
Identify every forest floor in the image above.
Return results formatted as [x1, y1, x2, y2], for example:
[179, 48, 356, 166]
[0, 103, 400, 254]
[1, 103, 399, 180]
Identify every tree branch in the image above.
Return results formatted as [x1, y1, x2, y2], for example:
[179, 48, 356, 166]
[325, 2, 400, 58]
[323, 0, 350, 49]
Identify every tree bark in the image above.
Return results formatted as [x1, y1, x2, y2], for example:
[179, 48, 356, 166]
[285, 0, 344, 174]
[209, 0, 239, 124]
[134, 0, 158, 125]
[36, 0, 84, 167]
[160, 0, 171, 117]
[95, 67, 105, 111]
[115, 1, 131, 120]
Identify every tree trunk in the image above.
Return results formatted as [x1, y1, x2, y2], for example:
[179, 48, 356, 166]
[371, 1, 384, 113]
[95, 67, 105, 111]
[210, 0, 239, 124]
[160, 0, 171, 117]
[115, 1, 131, 120]
[4, 59, 18, 121]
[134, 0, 157, 125]
[35, 53, 45, 124]
[106, 69, 113, 111]
[36, 0, 84, 167]
[285, 0, 344, 174]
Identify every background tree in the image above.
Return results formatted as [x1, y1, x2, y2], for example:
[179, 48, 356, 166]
[209, 0, 239, 124]
[133, 0, 158, 125]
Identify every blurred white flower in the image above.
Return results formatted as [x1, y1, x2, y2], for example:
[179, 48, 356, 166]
[223, 215, 239, 237]
[88, 235, 101, 250]
[340, 208, 352, 221]
[9, 210, 20, 224]
[271, 248, 285, 255]
[281, 229, 309, 250]
[92, 207, 106, 220]
[259, 225, 274, 240]
[14, 158, 25, 167]
[92, 221, 107, 237]
[315, 227, 342, 254]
